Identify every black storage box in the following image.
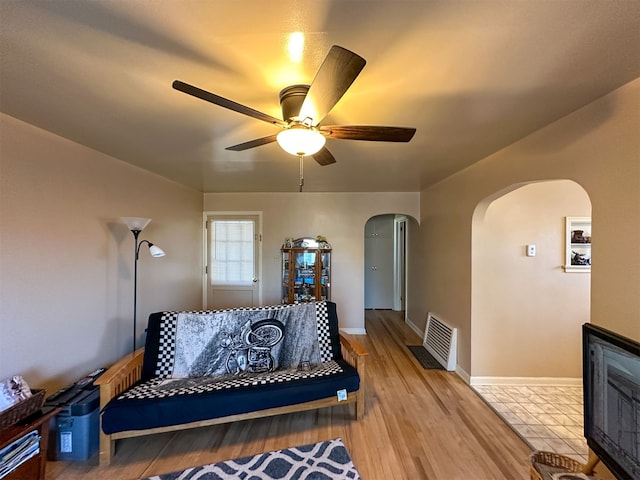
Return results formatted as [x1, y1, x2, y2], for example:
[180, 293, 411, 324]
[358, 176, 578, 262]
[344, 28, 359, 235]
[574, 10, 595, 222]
[45, 382, 100, 461]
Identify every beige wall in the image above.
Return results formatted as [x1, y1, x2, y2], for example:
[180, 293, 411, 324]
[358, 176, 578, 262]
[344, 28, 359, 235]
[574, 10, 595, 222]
[0, 114, 203, 393]
[410, 77, 640, 379]
[2, 78, 638, 393]
[203, 192, 419, 331]
[472, 180, 591, 378]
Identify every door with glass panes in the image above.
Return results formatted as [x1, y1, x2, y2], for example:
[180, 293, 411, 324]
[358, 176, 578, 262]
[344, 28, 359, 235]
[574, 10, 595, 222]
[207, 215, 260, 309]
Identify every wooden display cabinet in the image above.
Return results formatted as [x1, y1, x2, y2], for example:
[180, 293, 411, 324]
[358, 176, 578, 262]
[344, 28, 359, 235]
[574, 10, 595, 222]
[281, 237, 331, 304]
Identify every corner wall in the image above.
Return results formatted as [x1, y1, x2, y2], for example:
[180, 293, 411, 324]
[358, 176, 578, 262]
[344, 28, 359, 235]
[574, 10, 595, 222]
[410, 77, 640, 377]
[0, 114, 204, 393]
[203, 192, 419, 332]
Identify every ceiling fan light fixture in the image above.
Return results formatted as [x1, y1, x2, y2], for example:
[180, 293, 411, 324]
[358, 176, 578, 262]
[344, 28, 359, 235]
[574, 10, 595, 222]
[174, 45, 414, 167]
[276, 125, 326, 156]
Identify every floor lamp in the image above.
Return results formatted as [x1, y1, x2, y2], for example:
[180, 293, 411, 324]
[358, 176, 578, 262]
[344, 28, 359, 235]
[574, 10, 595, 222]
[122, 217, 165, 353]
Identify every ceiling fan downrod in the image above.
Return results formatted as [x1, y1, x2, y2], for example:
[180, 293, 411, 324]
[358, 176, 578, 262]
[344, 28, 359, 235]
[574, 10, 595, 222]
[299, 155, 304, 192]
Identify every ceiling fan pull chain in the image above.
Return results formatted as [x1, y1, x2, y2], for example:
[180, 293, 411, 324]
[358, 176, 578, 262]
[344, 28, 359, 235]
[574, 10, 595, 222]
[299, 155, 304, 192]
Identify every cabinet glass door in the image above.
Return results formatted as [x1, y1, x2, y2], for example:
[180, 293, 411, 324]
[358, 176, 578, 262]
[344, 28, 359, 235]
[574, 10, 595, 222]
[281, 251, 290, 302]
[294, 251, 316, 302]
[320, 252, 330, 300]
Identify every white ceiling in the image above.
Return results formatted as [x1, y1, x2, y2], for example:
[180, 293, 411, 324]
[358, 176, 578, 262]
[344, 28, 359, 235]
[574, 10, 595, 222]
[1, 1, 639, 193]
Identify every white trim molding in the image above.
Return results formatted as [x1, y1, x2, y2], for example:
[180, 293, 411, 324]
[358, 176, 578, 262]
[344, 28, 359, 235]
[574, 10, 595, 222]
[456, 367, 471, 384]
[405, 317, 423, 338]
[469, 376, 582, 386]
[340, 327, 367, 335]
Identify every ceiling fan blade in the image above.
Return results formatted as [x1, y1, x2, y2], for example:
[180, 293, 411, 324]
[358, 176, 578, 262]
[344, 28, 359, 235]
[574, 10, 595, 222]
[319, 125, 416, 142]
[172, 80, 287, 128]
[298, 46, 366, 125]
[225, 134, 279, 151]
[312, 147, 337, 166]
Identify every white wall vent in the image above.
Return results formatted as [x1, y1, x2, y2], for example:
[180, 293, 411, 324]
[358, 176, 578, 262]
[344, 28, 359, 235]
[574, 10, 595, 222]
[423, 312, 457, 371]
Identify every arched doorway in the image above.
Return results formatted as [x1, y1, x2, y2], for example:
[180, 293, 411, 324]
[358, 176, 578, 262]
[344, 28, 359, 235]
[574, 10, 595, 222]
[471, 179, 591, 460]
[364, 214, 418, 318]
[471, 180, 591, 378]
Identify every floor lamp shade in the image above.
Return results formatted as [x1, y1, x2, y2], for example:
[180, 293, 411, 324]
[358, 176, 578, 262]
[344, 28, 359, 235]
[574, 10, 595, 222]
[121, 216, 151, 232]
[148, 244, 165, 257]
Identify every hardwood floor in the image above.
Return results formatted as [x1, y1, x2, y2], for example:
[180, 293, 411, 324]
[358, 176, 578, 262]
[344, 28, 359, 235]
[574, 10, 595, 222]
[46, 309, 532, 480]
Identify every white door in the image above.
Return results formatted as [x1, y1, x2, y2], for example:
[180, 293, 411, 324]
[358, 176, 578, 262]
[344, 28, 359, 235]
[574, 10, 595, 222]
[207, 215, 260, 309]
[394, 216, 407, 312]
[364, 215, 395, 309]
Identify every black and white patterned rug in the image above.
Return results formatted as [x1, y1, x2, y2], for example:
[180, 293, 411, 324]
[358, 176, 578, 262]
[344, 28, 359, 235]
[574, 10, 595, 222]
[140, 438, 361, 480]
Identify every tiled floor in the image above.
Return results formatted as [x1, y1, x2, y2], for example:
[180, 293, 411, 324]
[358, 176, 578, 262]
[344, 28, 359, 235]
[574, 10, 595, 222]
[472, 384, 588, 463]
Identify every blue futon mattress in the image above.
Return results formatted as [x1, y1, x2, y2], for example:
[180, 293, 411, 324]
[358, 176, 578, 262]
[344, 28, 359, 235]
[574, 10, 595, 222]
[101, 359, 359, 434]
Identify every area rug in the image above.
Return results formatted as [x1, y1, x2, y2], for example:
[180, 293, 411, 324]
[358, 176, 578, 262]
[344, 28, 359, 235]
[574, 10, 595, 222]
[141, 437, 361, 480]
[407, 345, 445, 370]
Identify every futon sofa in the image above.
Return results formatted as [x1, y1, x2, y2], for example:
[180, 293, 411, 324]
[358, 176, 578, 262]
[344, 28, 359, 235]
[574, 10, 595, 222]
[96, 301, 367, 465]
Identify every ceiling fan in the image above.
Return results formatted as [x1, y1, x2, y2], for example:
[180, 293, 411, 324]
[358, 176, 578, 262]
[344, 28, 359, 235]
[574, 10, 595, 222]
[172, 45, 416, 188]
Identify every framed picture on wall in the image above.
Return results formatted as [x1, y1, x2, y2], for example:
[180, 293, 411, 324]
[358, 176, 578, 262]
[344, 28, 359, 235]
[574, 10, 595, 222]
[564, 216, 591, 272]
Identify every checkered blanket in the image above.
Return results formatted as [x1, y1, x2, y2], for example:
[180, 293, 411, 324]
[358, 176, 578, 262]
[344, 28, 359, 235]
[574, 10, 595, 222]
[118, 360, 345, 400]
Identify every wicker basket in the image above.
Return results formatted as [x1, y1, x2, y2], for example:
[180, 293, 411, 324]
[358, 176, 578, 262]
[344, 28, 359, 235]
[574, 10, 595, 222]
[0, 389, 46, 430]
[530, 451, 586, 480]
